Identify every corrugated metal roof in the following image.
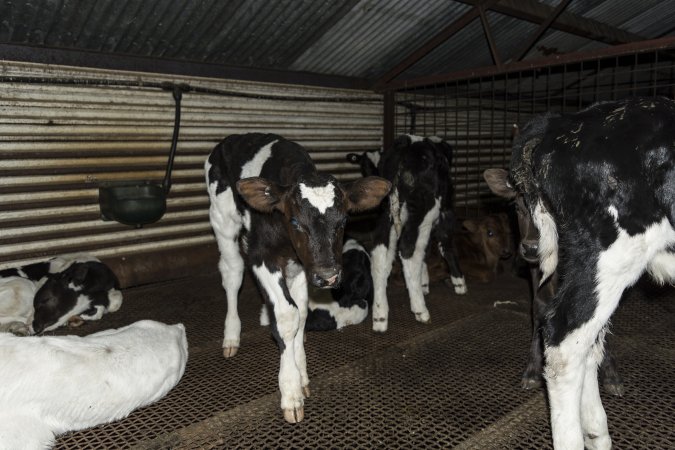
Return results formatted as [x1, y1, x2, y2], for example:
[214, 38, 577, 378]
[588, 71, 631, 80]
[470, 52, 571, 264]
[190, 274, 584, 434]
[0, 0, 673, 84]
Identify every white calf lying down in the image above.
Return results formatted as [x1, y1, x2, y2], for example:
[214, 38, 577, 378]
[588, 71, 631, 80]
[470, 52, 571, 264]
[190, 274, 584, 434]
[0, 277, 37, 334]
[0, 320, 187, 450]
[0, 254, 122, 335]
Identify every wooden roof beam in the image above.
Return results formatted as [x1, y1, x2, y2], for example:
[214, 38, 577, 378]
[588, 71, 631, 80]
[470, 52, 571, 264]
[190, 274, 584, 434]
[511, 0, 572, 62]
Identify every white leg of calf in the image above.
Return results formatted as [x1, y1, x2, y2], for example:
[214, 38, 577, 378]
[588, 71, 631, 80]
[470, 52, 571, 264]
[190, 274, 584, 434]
[544, 343, 586, 450]
[252, 264, 304, 423]
[370, 226, 398, 332]
[210, 187, 245, 358]
[401, 199, 439, 323]
[107, 289, 123, 312]
[401, 254, 429, 323]
[421, 262, 430, 295]
[287, 269, 310, 396]
[581, 337, 611, 450]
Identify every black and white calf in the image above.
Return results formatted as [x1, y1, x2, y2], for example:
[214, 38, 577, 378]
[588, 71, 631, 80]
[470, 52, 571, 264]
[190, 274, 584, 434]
[305, 238, 373, 331]
[206, 133, 390, 423]
[0, 255, 122, 335]
[367, 135, 466, 332]
[485, 169, 623, 396]
[485, 97, 674, 450]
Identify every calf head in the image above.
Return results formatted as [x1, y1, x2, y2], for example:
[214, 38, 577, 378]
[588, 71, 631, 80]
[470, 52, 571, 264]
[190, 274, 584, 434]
[462, 214, 513, 270]
[237, 173, 391, 289]
[346, 151, 380, 177]
[32, 263, 96, 333]
[483, 168, 539, 264]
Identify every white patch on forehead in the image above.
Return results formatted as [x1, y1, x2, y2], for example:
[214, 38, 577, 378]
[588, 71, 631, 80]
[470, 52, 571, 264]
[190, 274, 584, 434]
[406, 134, 424, 143]
[241, 140, 277, 178]
[299, 182, 336, 213]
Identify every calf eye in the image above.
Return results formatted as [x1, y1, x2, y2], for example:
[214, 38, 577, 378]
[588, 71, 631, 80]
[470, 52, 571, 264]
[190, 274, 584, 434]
[290, 217, 303, 231]
[487, 229, 494, 237]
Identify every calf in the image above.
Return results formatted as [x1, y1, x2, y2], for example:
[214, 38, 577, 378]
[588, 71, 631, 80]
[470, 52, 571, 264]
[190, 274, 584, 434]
[455, 214, 513, 282]
[305, 238, 373, 331]
[346, 150, 380, 177]
[484, 97, 674, 449]
[206, 133, 390, 423]
[0, 320, 187, 449]
[0, 255, 123, 335]
[485, 170, 623, 396]
[368, 134, 466, 332]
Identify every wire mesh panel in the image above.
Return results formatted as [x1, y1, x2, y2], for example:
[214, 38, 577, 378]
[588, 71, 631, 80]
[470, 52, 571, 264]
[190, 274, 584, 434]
[391, 49, 675, 217]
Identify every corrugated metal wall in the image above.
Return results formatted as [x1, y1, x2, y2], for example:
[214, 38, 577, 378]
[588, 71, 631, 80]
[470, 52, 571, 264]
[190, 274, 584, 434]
[0, 61, 382, 285]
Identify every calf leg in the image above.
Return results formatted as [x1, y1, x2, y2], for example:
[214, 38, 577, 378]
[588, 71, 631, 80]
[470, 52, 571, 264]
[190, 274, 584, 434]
[421, 262, 430, 295]
[287, 268, 310, 397]
[435, 210, 467, 295]
[210, 188, 245, 358]
[252, 263, 305, 423]
[581, 336, 611, 450]
[399, 199, 441, 324]
[522, 267, 552, 389]
[371, 222, 398, 332]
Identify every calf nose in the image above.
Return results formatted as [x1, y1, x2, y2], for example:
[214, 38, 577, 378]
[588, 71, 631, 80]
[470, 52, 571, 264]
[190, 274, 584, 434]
[519, 240, 539, 263]
[310, 268, 342, 289]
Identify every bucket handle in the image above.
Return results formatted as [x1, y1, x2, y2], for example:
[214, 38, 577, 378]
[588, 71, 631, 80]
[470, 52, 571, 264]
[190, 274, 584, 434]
[161, 82, 190, 194]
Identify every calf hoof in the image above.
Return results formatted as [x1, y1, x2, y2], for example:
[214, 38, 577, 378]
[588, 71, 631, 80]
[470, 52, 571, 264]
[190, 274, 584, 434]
[414, 311, 430, 324]
[303, 385, 311, 398]
[372, 318, 388, 333]
[603, 381, 624, 397]
[521, 376, 543, 390]
[283, 407, 305, 423]
[444, 277, 467, 295]
[67, 315, 85, 328]
[223, 346, 239, 358]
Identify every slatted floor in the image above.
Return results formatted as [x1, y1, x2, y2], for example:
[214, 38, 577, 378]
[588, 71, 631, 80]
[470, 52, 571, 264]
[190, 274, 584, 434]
[49, 268, 674, 449]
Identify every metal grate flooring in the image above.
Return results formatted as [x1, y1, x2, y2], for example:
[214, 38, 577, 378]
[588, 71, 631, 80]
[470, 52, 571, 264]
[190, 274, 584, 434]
[49, 270, 674, 449]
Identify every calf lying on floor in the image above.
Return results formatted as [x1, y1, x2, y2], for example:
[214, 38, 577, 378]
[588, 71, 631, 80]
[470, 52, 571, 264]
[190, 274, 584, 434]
[0, 320, 187, 450]
[485, 97, 674, 449]
[0, 255, 123, 335]
[305, 238, 373, 331]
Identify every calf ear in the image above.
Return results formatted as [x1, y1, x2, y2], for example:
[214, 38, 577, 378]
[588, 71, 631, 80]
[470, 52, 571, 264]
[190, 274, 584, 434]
[344, 176, 392, 212]
[483, 169, 516, 200]
[236, 177, 287, 213]
[462, 219, 479, 233]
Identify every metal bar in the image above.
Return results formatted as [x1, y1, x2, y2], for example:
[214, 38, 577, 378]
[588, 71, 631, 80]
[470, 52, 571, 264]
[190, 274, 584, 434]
[0, 43, 373, 91]
[383, 91, 395, 151]
[511, 0, 572, 62]
[458, 0, 645, 45]
[381, 36, 675, 91]
[479, 4, 502, 67]
[373, 0, 500, 87]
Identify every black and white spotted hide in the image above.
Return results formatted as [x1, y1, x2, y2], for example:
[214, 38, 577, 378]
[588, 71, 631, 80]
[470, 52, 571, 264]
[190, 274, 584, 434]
[305, 238, 373, 331]
[485, 97, 675, 450]
[0, 255, 123, 335]
[206, 133, 390, 423]
[369, 134, 466, 332]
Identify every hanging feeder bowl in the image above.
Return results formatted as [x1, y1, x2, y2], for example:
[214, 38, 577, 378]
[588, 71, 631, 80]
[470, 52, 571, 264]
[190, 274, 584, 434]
[99, 83, 189, 228]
